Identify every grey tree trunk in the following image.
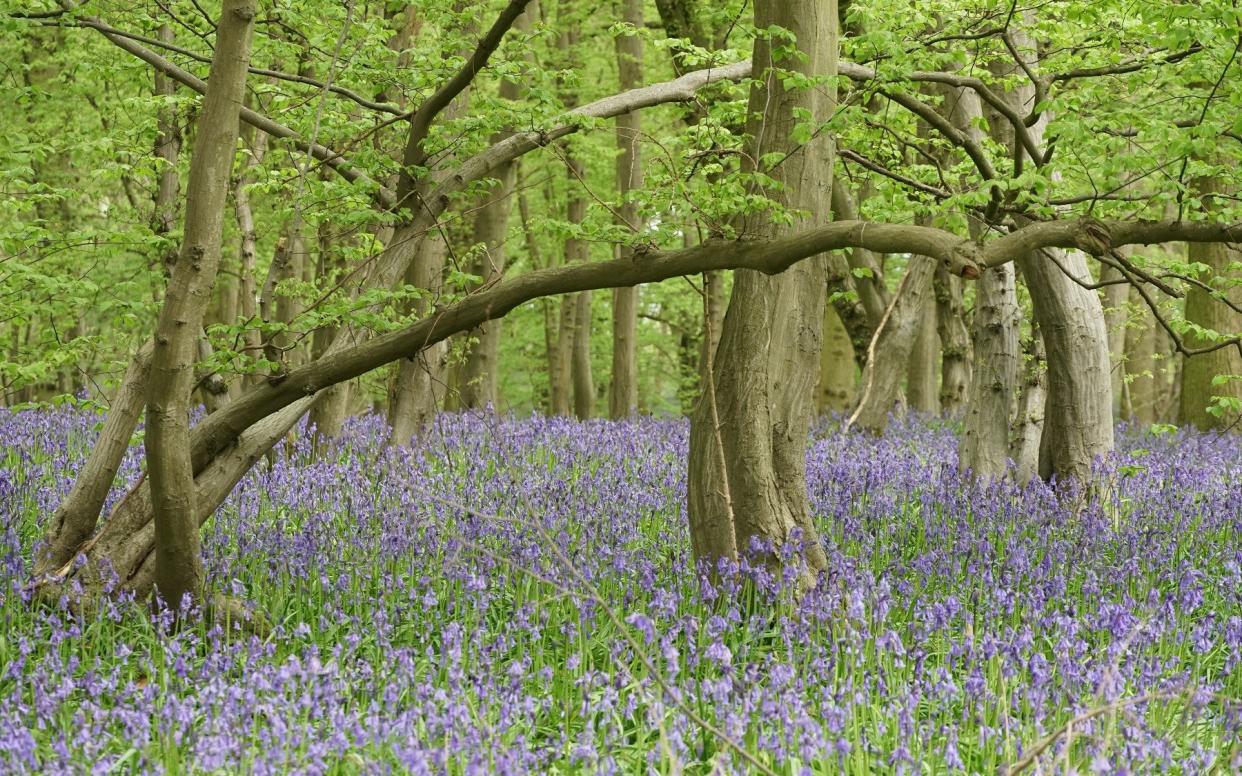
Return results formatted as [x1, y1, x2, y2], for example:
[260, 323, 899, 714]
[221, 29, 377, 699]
[388, 233, 450, 443]
[687, 0, 837, 588]
[1010, 326, 1046, 484]
[552, 295, 575, 415]
[1021, 248, 1113, 481]
[151, 24, 182, 273]
[906, 273, 940, 415]
[958, 263, 1020, 478]
[145, 0, 257, 609]
[934, 263, 971, 414]
[987, 24, 1114, 482]
[848, 258, 936, 434]
[609, 0, 644, 419]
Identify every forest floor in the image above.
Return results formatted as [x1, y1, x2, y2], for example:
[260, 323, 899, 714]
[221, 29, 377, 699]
[1, 409, 1239, 774]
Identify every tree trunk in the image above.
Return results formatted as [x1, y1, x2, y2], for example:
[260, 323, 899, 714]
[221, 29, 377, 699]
[1124, 287, 1158, 425]
[308, 228, 353, 439]
[551, 295, 575, 415]
[1010, 325, 1046, 484]
[687, 0, 837, 588]
[1021, 249, 1113, 482]
[1178, 175, 1242, 430]
[934, 263, 971, 414]
[848, 258, 936, 434]
[905, 272, 940, 415]
[145, 0, 257, 609]
[571, 291, 594, 419]
[608, 0, 644, 419]
[151, 24, 182, 274]
[388, 233, 450, 443]
[460, 67, 521, 410]
[1099, 263, 1130, 411]
[958, 263, 1020, 478]
[817, 304, 856, 415]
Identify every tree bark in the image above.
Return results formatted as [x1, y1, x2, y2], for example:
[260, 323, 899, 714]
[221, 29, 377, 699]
[145, 0, 256, 609]
[687, 0, 837, 588]
[1099, 262, 1130, 411]
[848, 258, 936, 433]
[1123, 285, 1158, 424]
[151, 24, 182, 274]
[1010, 325, 1046, 484]
[934, 263, 971, 414]
[571, 291, 594, 419]
[459, 167, 517, 409]
[817, 304, 856, 414]
[308, 227, 353, 439]
[958, 263, 1020, 478]
[1179, 174, 1242, 430]
[905, 271, 940, 414]
[388, 233, 450, 443]
[609, 0, 644, 419]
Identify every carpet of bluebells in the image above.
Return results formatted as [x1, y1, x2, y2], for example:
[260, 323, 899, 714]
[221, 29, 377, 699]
[1, 407, 1240, 774]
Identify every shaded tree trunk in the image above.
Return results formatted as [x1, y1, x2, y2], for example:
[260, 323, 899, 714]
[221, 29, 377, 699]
[817, 305, 856, 415]
[934, 263, 971, 414]
[958, 263, 1020, 478]
[1123, 287, 1158, 425]
[1099, 262, 1130, 411]
[906, 272, 939, 414]
[571, 290, 594, 419]
[848, 258, 936, 434]
[145, 0, 257, 608]
[687, 0, 837, 588]
[308, 227, 353, 438]
[388, 233, 450, 443]
[1010, 325, 1046, 484]
[1179, 175, 1242, 430]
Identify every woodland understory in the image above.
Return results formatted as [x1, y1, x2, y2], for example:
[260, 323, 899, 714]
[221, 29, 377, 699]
[1, 0, 1241, 771]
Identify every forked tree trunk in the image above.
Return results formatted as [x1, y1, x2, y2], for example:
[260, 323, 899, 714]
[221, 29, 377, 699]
[848, 257, 937, 434]
[145, 0, 257, 608]
[687, 0, 837, 589]
[958, 262, 1020, 478]
[608, 0, 644, 419]
[986, 23, 1113, 482]
[1021, 248, 1113, 482]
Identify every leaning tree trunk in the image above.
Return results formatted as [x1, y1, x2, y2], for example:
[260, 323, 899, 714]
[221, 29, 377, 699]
[1178, 174, 1242, 430]
[687, 0, 837, 589]
[608, 0, 644, 419]
[847, 257, 937, 434]
[145, 0, 257, 608]
[958, 263, 1020, 478]
[1021, 248, 1113, 482]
